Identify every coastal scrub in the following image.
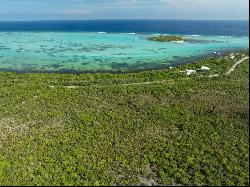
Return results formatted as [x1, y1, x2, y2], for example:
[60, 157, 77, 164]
[147, 35, 184, 42]
[0, 50, 249, 186]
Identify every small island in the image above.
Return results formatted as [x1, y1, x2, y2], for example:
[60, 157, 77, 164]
[147, 35, 184, 42]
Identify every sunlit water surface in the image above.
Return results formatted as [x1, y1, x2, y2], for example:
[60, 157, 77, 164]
[0, 32, 248, 72]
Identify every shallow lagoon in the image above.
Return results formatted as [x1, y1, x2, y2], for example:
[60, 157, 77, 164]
[0, 32, 248, 72]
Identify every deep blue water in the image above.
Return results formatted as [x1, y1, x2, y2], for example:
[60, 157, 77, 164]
[0, 20, 249, 73]
[0, 20, 249, 36]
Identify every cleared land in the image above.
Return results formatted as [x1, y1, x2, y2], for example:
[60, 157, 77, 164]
[0, 50, 249, 186]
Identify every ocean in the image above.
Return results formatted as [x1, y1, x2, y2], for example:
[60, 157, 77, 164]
[0, 20, 249, 36]
[0, 20, 249, 73]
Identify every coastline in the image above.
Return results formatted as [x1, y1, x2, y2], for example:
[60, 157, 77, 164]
[0, 31, 248, 74]
[0, 5, 249, 185]
[0, 48, 248, 75]
[0, 49, 249, 186]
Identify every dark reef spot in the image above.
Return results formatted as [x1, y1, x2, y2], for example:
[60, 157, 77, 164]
[173, 56, 180, 59]
[113, 53, 127, 55]
[0, 46, 10, 50]
[44, 64, 64, 69]
[81, 62, 90, 66]
[94, 59, 103, 63]
[111, 62, 130, 69]
[20, 63, 38, 69]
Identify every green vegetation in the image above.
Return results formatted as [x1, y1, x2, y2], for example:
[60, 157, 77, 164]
[147, 35, 184, 42]
[0, 50, 249, 186]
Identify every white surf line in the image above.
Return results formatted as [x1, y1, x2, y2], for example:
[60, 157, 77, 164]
[226, 57, 249, 75]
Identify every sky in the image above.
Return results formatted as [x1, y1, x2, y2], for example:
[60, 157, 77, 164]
[0, 0, 249, 21]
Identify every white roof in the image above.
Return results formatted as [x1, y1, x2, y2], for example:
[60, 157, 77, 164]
[201, 66, 210, 70]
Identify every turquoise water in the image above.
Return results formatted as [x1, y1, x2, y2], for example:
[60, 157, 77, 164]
[0, 32, 248, 72]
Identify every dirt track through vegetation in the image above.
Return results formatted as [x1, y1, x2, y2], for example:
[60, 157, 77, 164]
[226, 57, 249, 75]
[49, 56, 249, 89]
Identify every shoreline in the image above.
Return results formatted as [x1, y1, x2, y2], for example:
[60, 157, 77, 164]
[0, 46, 249, 186]
[0, 48, 248, 75]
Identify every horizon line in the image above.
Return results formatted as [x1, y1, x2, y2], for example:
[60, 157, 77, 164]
[0, 18, 249, 22]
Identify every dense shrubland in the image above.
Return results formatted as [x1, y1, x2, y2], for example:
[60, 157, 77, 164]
[0, 50, 249, 186]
